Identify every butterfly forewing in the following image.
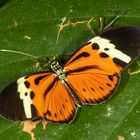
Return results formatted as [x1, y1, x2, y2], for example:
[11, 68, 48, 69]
[64, 46, 120, 104]
[100, 26, 140, 63]
[0, 80, 27, 120]
[24, 72, 55, 119]
[64, 26, 140, 104]
[0, 72, 53, 120]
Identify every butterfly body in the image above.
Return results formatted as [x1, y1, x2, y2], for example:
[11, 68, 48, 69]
[0, 26, 140, 123]
[48, 59, 66, 83]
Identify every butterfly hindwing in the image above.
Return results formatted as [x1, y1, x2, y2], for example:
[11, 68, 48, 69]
[66, 64, 120, 104]
[27, 72, 77, 123]
[44, 79, 77, 123]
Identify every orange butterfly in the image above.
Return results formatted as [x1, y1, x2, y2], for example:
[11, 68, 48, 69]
[0, 26, 140, 123]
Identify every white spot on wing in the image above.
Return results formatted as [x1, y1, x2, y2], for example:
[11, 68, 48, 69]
[17, 77, 32, 118]
[88, 36, 131, 63]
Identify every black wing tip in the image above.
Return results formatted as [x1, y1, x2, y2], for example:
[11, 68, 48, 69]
[0, 81, 27, 121]
[100, 25, 140, 65]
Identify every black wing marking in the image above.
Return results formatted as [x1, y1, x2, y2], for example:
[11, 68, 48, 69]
[100, 26, 140, 68]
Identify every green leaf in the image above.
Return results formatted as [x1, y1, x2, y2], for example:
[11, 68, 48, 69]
[0, 0, 140, 140]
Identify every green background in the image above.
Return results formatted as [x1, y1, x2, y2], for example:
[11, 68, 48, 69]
[0, 0, 140, 140]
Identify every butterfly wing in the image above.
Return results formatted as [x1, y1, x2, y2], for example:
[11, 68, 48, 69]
[64, 26, 140, 104]
[65, 26, 140, 69]
[0, 72, 53, 120]
[0, 72, 77, 123]
[44, 79, 77, 123]
[65, 53, 120, 104]
[100, 26, 140, 61]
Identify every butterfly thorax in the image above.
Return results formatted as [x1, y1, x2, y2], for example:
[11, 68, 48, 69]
[48, 59, 66, 82]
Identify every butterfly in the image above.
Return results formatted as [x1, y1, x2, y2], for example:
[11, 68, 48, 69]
[0, 26, 140, 123]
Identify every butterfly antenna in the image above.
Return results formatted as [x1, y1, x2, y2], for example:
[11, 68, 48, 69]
[98, 15, 120, 34]
[0, 49, 38, 59]
[104, 15, 120, 30]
